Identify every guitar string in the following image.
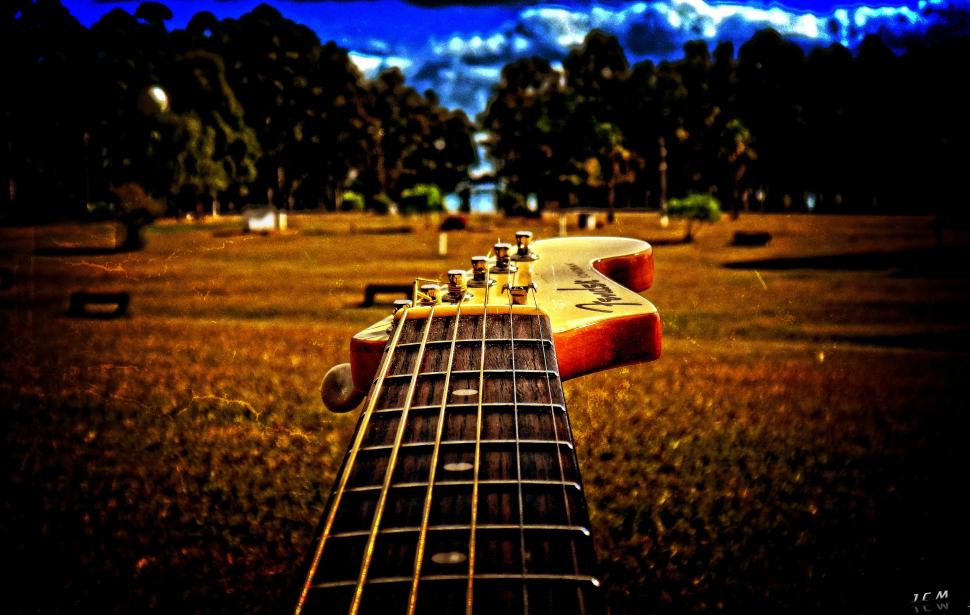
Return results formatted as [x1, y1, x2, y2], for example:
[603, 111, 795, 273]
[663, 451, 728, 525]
[406, 293, 467, 615]
[349, 303, 438, 614]
[531, 288, 589, 615]
[295, 303, 411, 614]
[506, 267, 530, 615]
[464, 273, 490, 615]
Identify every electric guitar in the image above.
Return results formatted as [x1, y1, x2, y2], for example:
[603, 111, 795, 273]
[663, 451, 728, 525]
[296, 232, 661, 615]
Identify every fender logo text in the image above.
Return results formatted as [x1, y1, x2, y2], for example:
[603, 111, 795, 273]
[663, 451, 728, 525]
[558, 263, 641, 313]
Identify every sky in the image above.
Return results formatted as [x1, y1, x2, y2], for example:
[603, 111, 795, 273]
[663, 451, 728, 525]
[58, 0, 970, 114]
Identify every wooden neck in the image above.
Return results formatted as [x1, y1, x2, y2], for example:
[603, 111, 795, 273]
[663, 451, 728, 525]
[297, 306, 603, 615]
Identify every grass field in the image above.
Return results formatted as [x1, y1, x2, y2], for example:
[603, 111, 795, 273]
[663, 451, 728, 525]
[2, 212, 967, 613]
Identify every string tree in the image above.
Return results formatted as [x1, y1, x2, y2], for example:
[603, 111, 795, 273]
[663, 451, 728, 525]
[503, 281, 537, 306]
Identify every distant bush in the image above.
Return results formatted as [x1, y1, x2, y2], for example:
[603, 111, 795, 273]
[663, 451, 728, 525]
[367, 193, 397, 215]
[85, 200, 118, 221]
[340, 191, 365, 212]
[110, 182, 166, 220]
[400, 184, 443, 213]
[667, 193, 722, 242]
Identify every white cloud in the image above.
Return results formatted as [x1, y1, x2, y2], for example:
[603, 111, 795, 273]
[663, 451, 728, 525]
[349, 0, 957, 116]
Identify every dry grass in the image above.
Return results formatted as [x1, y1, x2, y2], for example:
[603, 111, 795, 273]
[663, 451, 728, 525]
[2, 212, 967, 612]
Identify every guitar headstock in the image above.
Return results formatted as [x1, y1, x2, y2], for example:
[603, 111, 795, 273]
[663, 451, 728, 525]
[322, 233, 661, 412]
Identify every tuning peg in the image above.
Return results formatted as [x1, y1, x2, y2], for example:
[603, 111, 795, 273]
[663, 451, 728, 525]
[511, 230, 538, 261]
[419, 283, 441, 305]
[392, 299, 413, 313]
[491, 242, 516, 273]
[443, 269, 469, 303]
[468, 256, 493, 287]
[320, 363, 365, 413]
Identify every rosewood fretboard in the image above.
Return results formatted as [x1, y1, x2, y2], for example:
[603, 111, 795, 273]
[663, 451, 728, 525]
[297, 306, 602, 615]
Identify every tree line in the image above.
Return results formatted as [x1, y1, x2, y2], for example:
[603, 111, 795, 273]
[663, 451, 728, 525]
[6, 1, 477, 219]
[484, 27, 970, 217]
[5, 1, 970, 221]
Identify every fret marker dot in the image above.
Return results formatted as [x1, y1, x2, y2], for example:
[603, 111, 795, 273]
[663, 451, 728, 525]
[443, 462, 474, 472]
[452, 388, 478, 397]
[431, 551, 467, 565]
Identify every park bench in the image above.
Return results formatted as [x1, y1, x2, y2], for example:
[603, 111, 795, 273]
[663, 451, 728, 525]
[732, 231, 772, 247]
[360, 283, 413, 307]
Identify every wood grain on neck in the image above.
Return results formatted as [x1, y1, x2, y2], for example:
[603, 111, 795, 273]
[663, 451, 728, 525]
[297, 306, 603, 615]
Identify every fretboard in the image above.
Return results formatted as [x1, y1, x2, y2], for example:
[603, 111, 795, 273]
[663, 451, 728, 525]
[297, 306, 603, 615]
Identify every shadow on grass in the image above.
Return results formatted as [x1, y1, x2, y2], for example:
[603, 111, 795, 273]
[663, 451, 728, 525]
[300, 225, 416, 237]
[643, 237, 690, 247]
[724, 246, 970, 276]
[830, 331, 970, 352]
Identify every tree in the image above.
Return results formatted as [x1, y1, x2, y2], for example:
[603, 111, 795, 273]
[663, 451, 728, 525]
[737, 29, 807, 208]
[667, 193, 722, 242]
[717, 117, 755, 217]
[366, 69, 476, 206]
[479, 57, 569, 211]
[160, 51, 260, 215]
[133, 2, 172, 29]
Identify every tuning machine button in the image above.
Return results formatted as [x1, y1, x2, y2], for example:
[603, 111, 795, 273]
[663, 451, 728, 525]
[511, 230, 538, 261]
[320, 363, 365, 413]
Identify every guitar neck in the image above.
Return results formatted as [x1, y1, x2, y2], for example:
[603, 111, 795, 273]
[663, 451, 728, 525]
[297, 305, 603, 615]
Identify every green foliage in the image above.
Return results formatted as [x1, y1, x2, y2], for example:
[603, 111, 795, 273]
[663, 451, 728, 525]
[667, 193, 723, 222]
[667, 193, 722, 241]
[340, 191, 365, 212]
[162, 51, 261, 204]
[6, 4, 478, 218]
[365, 70, 476, 204]
[479, 56, 567, 207]
[10, 3, 968, 220]
[400, 183, 443, 213]
[110, 182, 167, 218]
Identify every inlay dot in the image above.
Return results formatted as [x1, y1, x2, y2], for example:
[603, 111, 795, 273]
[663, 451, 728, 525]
[452, 388, 478, 397]
[431, 551, 467, 565]
[443, 462, 474, 472]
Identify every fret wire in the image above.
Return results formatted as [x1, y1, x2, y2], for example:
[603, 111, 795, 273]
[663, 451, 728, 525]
[394, 337, 553, 348]
[406, 296, 466, 615]
[360, 437, 575, 452]
[350, 306, 438, 615]
[294, 304, 412, 615]
[532, 290, 588, 614]
[329, 523, 592, 540]
[384, 368, 559, 379]
[373, 401, 566, 414]
[507, 271, 530, 615]
[465, 274, 490, 615]
[314, 572, 600, 590]
[345, 477, 583, 495]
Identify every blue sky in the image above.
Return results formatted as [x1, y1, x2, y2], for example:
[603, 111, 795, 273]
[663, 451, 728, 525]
[58, 0, 969, 113]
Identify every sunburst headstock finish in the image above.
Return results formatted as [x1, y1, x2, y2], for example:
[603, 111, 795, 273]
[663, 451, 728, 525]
[299, 233, 661, 615]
